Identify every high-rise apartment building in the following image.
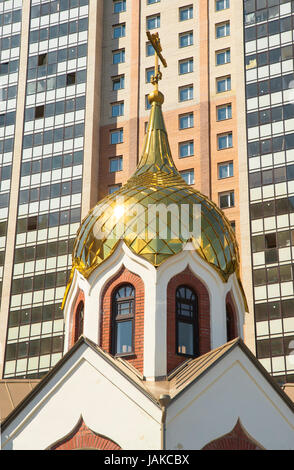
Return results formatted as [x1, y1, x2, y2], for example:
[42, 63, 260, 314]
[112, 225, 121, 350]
[0, 0, 95, 379]
[0, 0, 293, 385]
[244, 0, 294, 383]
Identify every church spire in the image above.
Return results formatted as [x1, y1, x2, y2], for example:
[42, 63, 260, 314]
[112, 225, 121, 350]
[133, 33, 180, 178]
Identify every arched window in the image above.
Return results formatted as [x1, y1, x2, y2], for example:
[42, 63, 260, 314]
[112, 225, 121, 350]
[176, 286, 199, 357]
[112, 284, 135, 355]
[74, 301, 84, 343]
[226, 304, 236, 341]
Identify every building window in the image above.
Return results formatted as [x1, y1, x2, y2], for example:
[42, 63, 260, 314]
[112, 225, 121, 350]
[66, 72, 76, 86]
[111, 102, 124, 117]
[217, 76, 231, 93]
[179, 31, 193, 48]
[38, 53, 47, 66]
[216, 49, 231, 65]
[219, 191, 234, 209]
[145, 95, 151, 110]
[113, 23, 126, 39]
[112, 284, 135, 355]
[179, 58, 193, 75]
[181, 169, 194, 185]
[147, 14, 160, 30]
[146, 42, 155, 56]
[217, 103, 232, 121]
[218, 162, 233, 179]
[216, 22, 230, 38]
[226, 304, 235, 341]
[113, 0, 126, 13]
[35, 105, 44, 119]
[176, 286, 198, 357]
[112, 75, 125, 90]
[110, 129, 123, 144]
[216, 0, 230, 11]
[109, 184, 122, 194]
[179, 141, 194, 158]
[74, 301, 84, 343]
[147, 0, 160, 3]
[179, 85, 193, 102]
[110, 156, 123, 173]
[218, 132, 232, 150]
[113, 49, 125, 64]
[179, 5, 193, 21]
[179, 112, 194, 129]
[146, 67, 155, 83]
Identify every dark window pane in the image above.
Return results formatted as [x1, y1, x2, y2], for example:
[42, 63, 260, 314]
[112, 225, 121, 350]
[177, 322, 194, 355]
[116, 321, 132, 354]
[265, 248, 278, 264]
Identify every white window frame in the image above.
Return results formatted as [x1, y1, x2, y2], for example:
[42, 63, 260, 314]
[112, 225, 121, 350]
[110, 129, 123, 144]
[147, 14, 160, 30]
[113, 0, 126, 14]
[179, 141, 194, 158]
[110, 156, 123, 173]
[216, 76, 231, 93]
[180, 169, 195, 185]
[179, 85, 193, 102]
[113, 49, 125, 64]
[218, 161, 234, 179]
[113, 23, 126, 39]
[219, 191, 234, 209]
[216, 49, 231, 66]
[179, 113, 194, 129]
[179, 58, 193, 75]
[216, 22, 230, 38]
[217, 103, 232, 121]
[179, 5, 193, 21]
[179, 31, 193, 48]
[216, 0, 230, 11]
[218, 132, 233, 150]
[111, 102, 124, 118]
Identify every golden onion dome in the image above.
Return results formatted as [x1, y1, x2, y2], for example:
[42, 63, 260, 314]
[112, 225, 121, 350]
[71, 90, 240, 283]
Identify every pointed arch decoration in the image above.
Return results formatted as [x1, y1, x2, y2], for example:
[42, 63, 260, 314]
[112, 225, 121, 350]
[100, 265, 145, 373]
[69, 290, 85, 348]
[50, 417, 121, 450]
[202, 419, 263, 450]
[225, 291, 239, 341]
[167, 266, 210, 373]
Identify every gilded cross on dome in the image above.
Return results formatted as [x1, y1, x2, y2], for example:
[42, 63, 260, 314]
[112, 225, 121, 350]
[146, 31, 167, 90]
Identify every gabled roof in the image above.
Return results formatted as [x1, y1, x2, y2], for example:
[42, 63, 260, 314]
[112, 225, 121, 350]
[2, 336, 294, 432]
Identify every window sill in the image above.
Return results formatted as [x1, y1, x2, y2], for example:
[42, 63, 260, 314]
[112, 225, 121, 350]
[114, 352, 136, 359]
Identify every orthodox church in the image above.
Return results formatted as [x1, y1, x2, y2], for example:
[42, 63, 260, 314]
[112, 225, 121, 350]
[1, 36, 294, 451]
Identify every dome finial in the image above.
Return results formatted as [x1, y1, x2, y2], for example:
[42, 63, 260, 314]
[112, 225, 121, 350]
[146, 31, 167, 104]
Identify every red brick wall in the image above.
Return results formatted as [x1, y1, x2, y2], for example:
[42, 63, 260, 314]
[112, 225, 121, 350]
[202, 420, 262, 450]
[167, 267, 211, 373]
[226, 291, 238, 339]
[69, 290, 85, 348]
[100, 266, 144, 373]
[51, 419, 121, 450]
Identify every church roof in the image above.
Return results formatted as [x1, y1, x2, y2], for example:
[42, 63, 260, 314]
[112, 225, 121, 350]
[2, 337, 293, 431]
[0, 379, 40, 423]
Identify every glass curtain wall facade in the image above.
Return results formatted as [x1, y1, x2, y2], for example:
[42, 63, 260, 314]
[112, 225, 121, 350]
[0, 0, 22, 319]
[2, 0, 89, 379]
[244, 0, 294, 383]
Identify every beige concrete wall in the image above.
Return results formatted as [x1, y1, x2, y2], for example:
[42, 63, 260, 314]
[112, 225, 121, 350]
[81, 0, 104, 216]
